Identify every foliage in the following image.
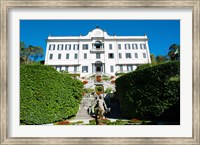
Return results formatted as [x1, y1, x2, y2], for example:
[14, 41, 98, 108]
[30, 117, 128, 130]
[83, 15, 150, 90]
[95, 86, 103, 92]
[115, 72, 126, 76]
[168, 44, 180, 61]
[116, 61, 180, 119]
[102, 76, 110, 81]
[20, 42, 44, 64]
[84, 88, 95, 93]
[69, 73, 80, 78]
[156, 55, 168, 63]
[150, 54, 156, 65]
[20, 64, 83, 125]
[136, 63, 154, 71]
[104, 87, 113, 94]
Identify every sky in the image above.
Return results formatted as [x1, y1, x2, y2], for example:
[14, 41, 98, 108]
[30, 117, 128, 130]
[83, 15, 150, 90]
[20, 20, 180, 60]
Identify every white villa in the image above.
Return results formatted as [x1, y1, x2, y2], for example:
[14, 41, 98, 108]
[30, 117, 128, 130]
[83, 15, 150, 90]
[44, 26, 151, 77]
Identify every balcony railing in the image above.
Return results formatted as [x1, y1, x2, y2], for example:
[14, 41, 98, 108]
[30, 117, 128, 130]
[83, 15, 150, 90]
[90, 48, 105, 53]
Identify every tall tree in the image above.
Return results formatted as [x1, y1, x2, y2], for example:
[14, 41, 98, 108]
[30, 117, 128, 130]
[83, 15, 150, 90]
[168, 44, 180, 61]
[150, 54, 156, 65]
[156, 55, 168, 63]
[20, 42, 43, 64]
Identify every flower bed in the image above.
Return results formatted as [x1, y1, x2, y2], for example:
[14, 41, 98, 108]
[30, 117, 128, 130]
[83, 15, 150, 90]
[83, 80, 88, 84]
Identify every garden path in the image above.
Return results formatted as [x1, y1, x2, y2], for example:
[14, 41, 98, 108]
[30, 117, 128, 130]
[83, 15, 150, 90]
[70, 96, 93, 123]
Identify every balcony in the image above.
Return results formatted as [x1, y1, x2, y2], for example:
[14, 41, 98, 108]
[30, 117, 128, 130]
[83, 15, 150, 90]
[90, 48, 105, 53]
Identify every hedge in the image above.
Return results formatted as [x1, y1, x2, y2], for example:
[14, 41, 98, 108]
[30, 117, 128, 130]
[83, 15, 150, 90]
[20, 64, 83, 125]
[115, 61, 180, 119]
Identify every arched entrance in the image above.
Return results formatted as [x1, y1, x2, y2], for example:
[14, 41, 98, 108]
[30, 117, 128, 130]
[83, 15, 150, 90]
[92, 61, 105, 73]
[95, 61, 102, 72]
[93, 41, 104, 50]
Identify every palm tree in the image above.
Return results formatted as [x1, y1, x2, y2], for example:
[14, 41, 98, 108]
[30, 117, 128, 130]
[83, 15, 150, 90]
[168, 44, 180, 61]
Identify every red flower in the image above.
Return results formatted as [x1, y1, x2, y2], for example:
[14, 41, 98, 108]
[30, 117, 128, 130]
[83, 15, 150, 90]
[83, 80, 88, 84]
[111, 80, 115, 83]
[57, 120, 70, 125]
[96, 75, 102, 82]
[131, 118, 140, 123]
[111, 76, 115, 79]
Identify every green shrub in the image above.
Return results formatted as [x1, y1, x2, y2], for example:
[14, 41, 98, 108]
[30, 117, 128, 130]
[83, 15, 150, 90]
[102, 76, 110, 81]
[104, 87, 113, 94]
[136, 63, 154, 71]
[115, 72, 126, 76]
[116, 61, 180, 119]
[20, 64, 83, 125]
[84, 88, 95, 93]
[95, 86, 103, 92]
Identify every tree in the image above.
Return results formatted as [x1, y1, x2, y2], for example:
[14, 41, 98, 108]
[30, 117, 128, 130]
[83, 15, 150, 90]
[150, 54, 156, 65]
[168, 44, 180, 61]
[156, 55, 168, 63]
[20, 42, 43, 64]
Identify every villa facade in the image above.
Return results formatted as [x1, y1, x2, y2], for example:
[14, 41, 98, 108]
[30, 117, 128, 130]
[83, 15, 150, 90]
[45, 26, 151, 77]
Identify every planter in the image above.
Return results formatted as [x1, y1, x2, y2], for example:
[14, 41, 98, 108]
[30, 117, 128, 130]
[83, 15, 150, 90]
[111, 80, 115, 84]
[96, 75, 102, 82]
[110, 76, 115, 79]
[83, 80, 88, 84]
[57, 120, 70, 125]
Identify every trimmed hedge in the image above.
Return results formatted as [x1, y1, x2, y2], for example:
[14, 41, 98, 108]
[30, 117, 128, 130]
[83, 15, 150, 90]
[20, 64, 83, 125]
[116, 61, 180, 119]
[136, 63, 154, 71]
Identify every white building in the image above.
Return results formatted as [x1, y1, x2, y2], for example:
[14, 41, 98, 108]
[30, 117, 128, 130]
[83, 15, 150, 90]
[45, 26, 151, 77]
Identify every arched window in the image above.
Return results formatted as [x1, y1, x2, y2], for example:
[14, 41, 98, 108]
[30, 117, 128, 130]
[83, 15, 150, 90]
[94, 41, 103, 49]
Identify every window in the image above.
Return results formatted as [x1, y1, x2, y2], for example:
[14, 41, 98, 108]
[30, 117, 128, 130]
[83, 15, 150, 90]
[56, 66, 61, 71]
[82, 66, 88, 73]
[74, 66, 78, 72]
[66, 53, 69, 59]
[49, 44, 55, 50]
[65, 66, 68, 71]
[119, 53, 122, 59]
[132, 44, 138, 49]
[65, 44, 71, 50]
[83, 44, 88, 50]
[134, 53, 138, 58]
[74, 53, 78, 59]
[73, 44, 79, 50]
[127, 65, 133, 71]
[143, 53, 146, 58]
[120, 65, 123, 71]
[96, 53, 101, 59]
[49, 54, 53, 59]
[57, 44, 63, 50]
[110, 65, 114, 73]
[118, 44, 121, 50]
[109, 44, 112, 50]
[58, 54, 61, 59]
[125, 44, 131, 50]
[84, 53, 87, 59]
[126, 53, 132, 58]
[108, 53, 114, 59]
[140, 44, 146, 49]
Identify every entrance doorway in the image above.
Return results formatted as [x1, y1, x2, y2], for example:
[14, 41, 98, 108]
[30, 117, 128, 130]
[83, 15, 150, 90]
[94, 61, 104, 73]
[96, 66, 102, 72]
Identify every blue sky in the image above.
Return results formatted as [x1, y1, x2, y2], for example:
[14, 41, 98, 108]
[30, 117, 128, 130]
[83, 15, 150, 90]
[20, 20, 180, 60]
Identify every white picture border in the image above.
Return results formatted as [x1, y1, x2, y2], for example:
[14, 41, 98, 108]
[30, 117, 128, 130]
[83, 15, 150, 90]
[8, 8, 192, 137]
